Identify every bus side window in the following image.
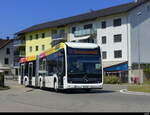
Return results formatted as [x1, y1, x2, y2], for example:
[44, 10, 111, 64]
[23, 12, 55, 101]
[33, 61, 36, 77]
[47, 53, 57, 76]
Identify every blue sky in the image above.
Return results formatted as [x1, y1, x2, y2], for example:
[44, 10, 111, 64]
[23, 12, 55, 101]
[0, 0, 133, 38]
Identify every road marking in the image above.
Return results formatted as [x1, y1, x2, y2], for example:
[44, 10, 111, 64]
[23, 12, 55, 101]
[24, 89, 34, 93]
[120, 89, 150, 96]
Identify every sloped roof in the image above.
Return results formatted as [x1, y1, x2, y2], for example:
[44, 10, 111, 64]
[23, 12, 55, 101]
[0, 39, 12, 49]
[16, 0, 148, 35]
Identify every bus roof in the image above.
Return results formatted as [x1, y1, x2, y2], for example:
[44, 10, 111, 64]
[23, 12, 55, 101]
[19, 42, 99, 63]
[66, 42, 99, 49]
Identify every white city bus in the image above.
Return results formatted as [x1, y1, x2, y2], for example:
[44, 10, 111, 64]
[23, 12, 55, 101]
[19, 42, 103, 91]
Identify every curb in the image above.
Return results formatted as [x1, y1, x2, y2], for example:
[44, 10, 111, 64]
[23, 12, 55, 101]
[24, 88, 34, 93]
[120, 89, 150, 96]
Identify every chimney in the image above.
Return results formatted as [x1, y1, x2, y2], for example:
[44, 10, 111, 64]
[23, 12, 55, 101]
[6, 36, 10, 40]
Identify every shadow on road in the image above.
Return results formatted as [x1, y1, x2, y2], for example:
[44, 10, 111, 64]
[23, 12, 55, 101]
[39, 88, 116, 94]
[62, 89, 116, 94]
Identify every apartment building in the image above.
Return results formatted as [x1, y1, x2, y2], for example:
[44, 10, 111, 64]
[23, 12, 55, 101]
[15, 0, 149, 83]
[16, 27, 68, 57]
[0, 39, 14, 79]
[67, 0, 150, 83]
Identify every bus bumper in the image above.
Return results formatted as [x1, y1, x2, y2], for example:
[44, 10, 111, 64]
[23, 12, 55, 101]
[64, 83, 103, 89]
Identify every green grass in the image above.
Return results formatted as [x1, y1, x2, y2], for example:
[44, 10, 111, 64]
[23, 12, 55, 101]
[0, 86, 10, 91]
[128, 80, 150, 93]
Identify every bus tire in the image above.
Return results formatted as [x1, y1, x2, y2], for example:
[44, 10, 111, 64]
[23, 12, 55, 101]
[24, 78, 28, 87]
[54, 81, 59, 92]
[39, 79, 43, 89]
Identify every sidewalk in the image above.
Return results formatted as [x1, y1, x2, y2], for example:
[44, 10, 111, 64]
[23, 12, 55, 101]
[4, 80, 34, 93]
[103, 84, 128, 91]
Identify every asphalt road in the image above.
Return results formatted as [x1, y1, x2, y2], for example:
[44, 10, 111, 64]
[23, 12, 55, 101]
[0, 80, 150, 112]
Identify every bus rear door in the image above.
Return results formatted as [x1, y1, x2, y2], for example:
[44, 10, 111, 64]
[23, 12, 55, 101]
[28, 62, 33, 86]
[20, 64, 25, 85]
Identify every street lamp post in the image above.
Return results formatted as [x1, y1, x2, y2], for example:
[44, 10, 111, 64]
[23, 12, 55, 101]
[137, 11, 142, 83]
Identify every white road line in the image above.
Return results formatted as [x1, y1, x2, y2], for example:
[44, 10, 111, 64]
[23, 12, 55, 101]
[120, 89, 150, 96]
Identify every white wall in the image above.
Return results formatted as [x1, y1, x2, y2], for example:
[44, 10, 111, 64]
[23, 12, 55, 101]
[129, 1, 150, 64]
[97, 14, 128, 63]
[0, 42, 14, 69]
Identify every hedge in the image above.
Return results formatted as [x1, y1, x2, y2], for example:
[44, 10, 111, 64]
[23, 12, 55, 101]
[104, 76, 121, 84]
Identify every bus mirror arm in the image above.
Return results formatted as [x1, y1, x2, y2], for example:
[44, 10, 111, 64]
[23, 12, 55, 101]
[57, 72, 61, 76]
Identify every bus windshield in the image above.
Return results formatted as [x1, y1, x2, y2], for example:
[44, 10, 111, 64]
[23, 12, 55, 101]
[68, 55, 101, 75]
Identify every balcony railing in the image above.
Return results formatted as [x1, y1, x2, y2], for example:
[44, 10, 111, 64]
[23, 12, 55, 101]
[13, 40, 25, 47]
[52, 33, 67, 40]
[14, 51, 25, 58]
[51, 33, 67, 47]
[74, 29, 96, 37]
[19, 51, 25, 57]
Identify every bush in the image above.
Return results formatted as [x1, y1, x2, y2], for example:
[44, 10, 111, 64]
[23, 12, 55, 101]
[104, 76, 121, 84]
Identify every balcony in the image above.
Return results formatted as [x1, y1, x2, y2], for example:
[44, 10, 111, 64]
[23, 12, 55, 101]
[13, 40, 25, 47]
[19, 51, 25, 57]
[51, 33, 67, 47]
[14, 51, 25, 58]
[52, 33, 67, 40]
[74, 29, 96, 37]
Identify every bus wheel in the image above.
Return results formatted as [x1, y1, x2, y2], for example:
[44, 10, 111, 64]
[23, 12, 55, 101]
[24, 79, 28, 87]
[40, 79, 43, 89]
[54, 81, 59, 92]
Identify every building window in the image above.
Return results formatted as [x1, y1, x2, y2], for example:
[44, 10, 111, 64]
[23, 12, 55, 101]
[60, 29, 65, 34]
[113, 18, 122, 27]
[5, 71, 9, 75]
[29, 47, 32, 52]
[36, 46, 39, 51]
[72, 27, 76, 34]
[42, 45, 45, 51]
[35, 34, 39, 39]
[15, 69, 18, 76]
[102, 36, 107, 44]
[42, 33, 45, 38]
[147, 5, 150, 12]
[114, 50, 122, 58]
[30, 35, 33, 40]
[84, 24, 93, 29]
[101, 21, 106, 29]
[102, 51, 107, 59]
[51, 30, 57, 34]
[114, 34, 122, 43]
[4, 58, 9, 65]
[6, 48, 10, 55]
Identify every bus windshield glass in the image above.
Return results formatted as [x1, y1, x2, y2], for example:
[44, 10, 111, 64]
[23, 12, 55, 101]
[67, 47, 101, 75]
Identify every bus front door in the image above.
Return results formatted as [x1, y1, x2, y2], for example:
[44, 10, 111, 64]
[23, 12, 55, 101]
[28, 63, 33, 86]
[42, 59, 46, 88]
